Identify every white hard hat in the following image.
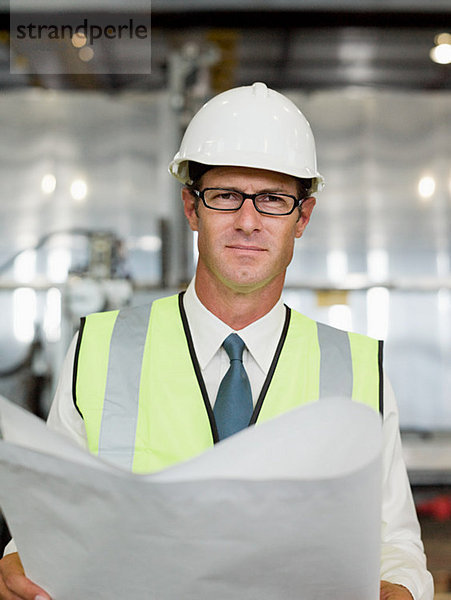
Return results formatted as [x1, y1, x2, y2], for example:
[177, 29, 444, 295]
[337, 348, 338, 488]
[169, 82, 324, 193]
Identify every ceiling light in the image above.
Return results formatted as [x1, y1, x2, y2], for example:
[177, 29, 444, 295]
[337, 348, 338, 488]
[72, 32, 87, 49]
[79, 47, 94, 62]
[430, 43, 451, 65]
[41, 173, 56, 194]
[418, 176, 436, 200]
[70, 179, 88, 201]
[434, 32, 451, 46]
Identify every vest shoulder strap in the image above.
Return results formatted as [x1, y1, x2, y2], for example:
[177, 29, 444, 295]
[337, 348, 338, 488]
[256, 309, 383, 423]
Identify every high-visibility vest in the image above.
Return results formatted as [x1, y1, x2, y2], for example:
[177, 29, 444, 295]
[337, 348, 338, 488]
[74, 293, 383, 473]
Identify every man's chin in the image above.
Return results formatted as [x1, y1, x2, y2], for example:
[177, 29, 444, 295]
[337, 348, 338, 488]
[221, 270, 276, 294]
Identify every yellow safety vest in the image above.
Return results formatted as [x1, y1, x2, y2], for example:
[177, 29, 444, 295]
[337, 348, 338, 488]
[74, 293, 383, 473]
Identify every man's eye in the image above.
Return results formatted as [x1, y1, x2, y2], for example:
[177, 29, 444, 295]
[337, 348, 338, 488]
[213, 192, 240, 201]
[259, 194, 287, 204]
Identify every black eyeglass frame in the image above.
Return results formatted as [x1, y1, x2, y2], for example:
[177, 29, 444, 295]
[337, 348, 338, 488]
[190, 188, 307, 216]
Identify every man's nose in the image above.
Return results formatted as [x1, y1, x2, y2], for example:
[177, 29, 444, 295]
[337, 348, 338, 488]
[233, 198, 263, 233]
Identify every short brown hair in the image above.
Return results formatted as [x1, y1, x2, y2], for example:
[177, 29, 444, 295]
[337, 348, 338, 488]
[188, 161, 312, 198]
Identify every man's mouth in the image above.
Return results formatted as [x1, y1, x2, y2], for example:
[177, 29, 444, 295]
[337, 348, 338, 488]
[226, 244, 266, 252]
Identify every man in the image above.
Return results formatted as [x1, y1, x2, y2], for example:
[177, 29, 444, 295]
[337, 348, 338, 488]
[0, 82, 433, 599]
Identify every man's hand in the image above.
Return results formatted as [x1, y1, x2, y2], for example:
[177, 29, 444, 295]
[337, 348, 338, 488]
[380, 580, 414, 599]
[0, 552, 51, 600]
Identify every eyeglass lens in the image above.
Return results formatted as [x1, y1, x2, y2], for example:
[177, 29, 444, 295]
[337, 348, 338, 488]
[202, 189, 297, 215]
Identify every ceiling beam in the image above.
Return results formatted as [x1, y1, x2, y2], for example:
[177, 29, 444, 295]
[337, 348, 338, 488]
[2, 0, 450, 12]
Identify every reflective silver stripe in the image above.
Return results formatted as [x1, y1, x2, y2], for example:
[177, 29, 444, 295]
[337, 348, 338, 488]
[317, 322, 353, 399]
[98, 304, 151, 469]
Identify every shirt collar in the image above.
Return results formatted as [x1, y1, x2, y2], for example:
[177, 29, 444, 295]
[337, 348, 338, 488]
[183, 278, 286, 373]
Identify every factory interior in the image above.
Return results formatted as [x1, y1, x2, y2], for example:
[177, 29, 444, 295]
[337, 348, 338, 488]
[0, 0, 450, 596]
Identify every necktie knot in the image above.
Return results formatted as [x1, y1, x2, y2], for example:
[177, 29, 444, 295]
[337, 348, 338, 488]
[222, 333, 245, 362]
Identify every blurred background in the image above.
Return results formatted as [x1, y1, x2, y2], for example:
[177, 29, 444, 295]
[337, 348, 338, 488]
[0, 0, 450, 593]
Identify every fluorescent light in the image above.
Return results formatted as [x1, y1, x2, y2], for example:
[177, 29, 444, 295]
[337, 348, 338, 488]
[438, 289, 450, 315]
[367, 287, 390, 340]
[14, 250, 36, 283]
[44, 287, 62, 342]
[328, 304, 353, 331]
[47, 248, 71, 282]
[13, 288, 37, 343]
[438, 289, 450, 351]
[327, 250, 348, 284]
[136, 235, 162, 252]
[193, 231, 199, 263]
[367, 249, 389, 283]
[436, 251, 450, 277]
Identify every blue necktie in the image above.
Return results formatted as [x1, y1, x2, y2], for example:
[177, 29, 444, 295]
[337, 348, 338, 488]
[214, 333, 253, 440]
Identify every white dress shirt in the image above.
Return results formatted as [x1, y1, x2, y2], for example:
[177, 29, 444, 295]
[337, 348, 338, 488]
[182, 279, 286, 407]
[4, 280, 434, 600]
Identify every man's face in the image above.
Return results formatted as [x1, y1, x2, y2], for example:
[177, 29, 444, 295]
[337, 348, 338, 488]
[182, 166, 315, 295]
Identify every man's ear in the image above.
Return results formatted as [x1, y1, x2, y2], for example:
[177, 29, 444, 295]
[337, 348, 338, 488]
[295, 196, 316, 239]
[182, 187, 199, 232]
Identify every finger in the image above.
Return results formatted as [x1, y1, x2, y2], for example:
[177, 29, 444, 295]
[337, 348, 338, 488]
[0, 554, 24, 600]
[0, 575, 24, 600]
[0, 556, 50, 600]
[3, 573, 50, 600]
